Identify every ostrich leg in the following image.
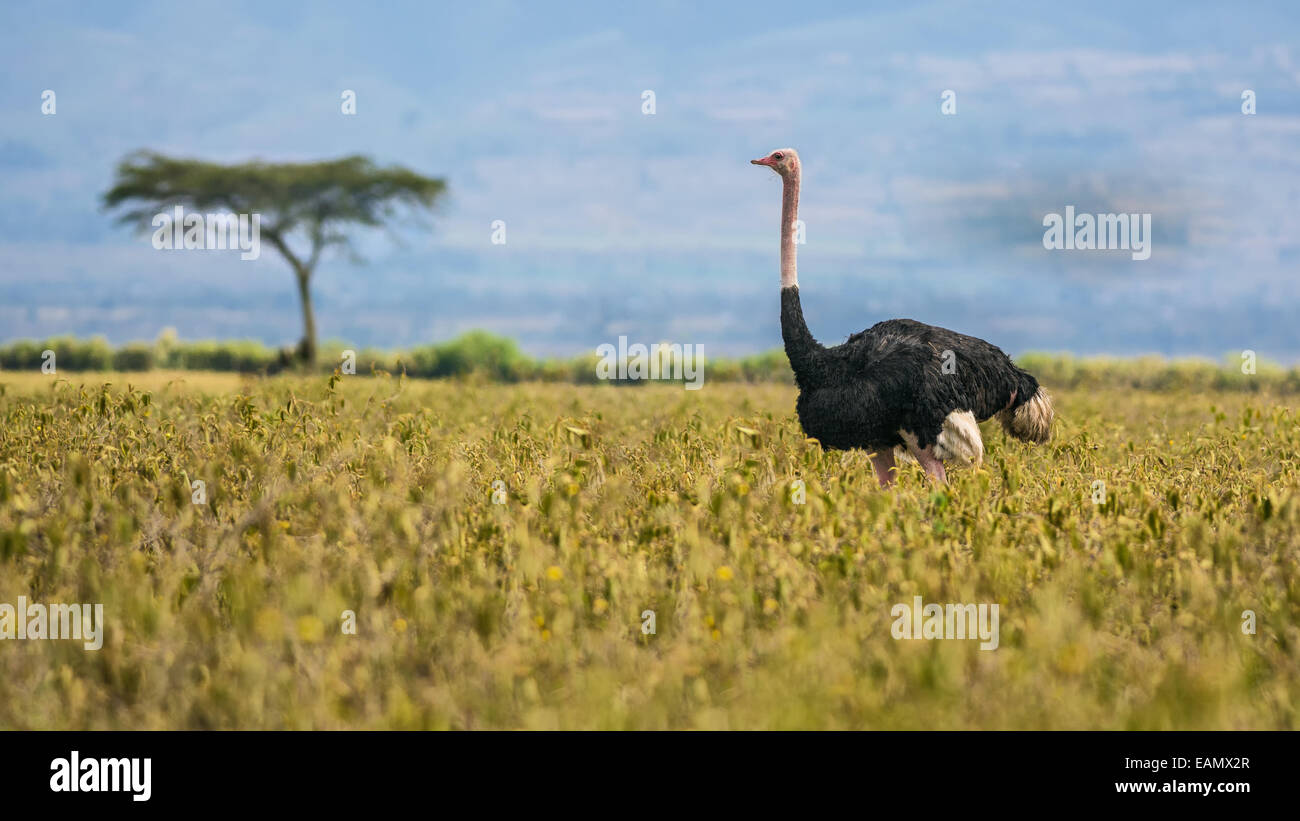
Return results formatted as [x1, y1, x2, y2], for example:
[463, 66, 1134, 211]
[906, 443, 948, 484]
[870, 449, 897, 488]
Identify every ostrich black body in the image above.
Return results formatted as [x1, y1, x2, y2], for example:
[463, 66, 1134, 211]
[781, 286, 1040, 452]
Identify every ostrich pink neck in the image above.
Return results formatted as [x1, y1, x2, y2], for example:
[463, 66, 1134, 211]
[780, 170, 799, 289]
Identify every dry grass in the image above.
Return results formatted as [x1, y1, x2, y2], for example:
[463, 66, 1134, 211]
[0, 371, 1297, 728]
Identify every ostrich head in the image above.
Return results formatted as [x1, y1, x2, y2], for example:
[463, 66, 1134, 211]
[751, 148, 800, 178]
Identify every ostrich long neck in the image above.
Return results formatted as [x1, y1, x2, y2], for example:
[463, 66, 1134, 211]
[780, 172, 799, 288]
[779, 168, 822, 384]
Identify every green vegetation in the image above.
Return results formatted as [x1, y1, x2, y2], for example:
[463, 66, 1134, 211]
[3, 332, 1298, 392]
[0, 370, 1296, 728]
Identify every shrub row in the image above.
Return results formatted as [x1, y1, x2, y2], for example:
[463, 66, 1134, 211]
[2, 332, 1297, 392]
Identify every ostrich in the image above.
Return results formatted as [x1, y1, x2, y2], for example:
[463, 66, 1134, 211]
[751, 148, 1053, 487]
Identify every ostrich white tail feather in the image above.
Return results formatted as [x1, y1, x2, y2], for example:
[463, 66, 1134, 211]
[935, 410, 984, 467]
[1000, 387, 1054, 443]
[895, 411, 984, 468]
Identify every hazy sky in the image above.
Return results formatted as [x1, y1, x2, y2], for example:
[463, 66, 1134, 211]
[2, 1, 1298, 359]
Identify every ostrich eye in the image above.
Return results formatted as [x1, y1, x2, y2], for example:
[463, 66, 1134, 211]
[773, 152, 784, 160]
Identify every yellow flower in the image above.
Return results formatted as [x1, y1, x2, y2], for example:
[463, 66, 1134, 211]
[393, 618, 408, 633]
[716, 566, 734, 581]
[545, 566, 563, 581]
[295, 616, 324, 643]
[763, 597, 779, 614]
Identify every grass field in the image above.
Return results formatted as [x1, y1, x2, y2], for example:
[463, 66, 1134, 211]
[0, 370, 1297, 729]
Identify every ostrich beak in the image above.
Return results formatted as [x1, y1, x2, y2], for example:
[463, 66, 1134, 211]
[751, 156, 775, 166]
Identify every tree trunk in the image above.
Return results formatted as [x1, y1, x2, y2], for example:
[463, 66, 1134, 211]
[295, 268, 317, 366]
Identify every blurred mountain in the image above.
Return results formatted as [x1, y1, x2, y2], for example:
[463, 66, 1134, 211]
[1, 0, 1297, 360]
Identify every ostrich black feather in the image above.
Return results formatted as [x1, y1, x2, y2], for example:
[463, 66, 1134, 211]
[782, 285, 1044, 453]
[753, 146, 1053, 484]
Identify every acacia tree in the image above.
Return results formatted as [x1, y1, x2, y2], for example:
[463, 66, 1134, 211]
[103, 152, 447, 365]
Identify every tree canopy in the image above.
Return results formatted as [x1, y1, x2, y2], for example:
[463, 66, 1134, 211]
[103, 151, 447, 364]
